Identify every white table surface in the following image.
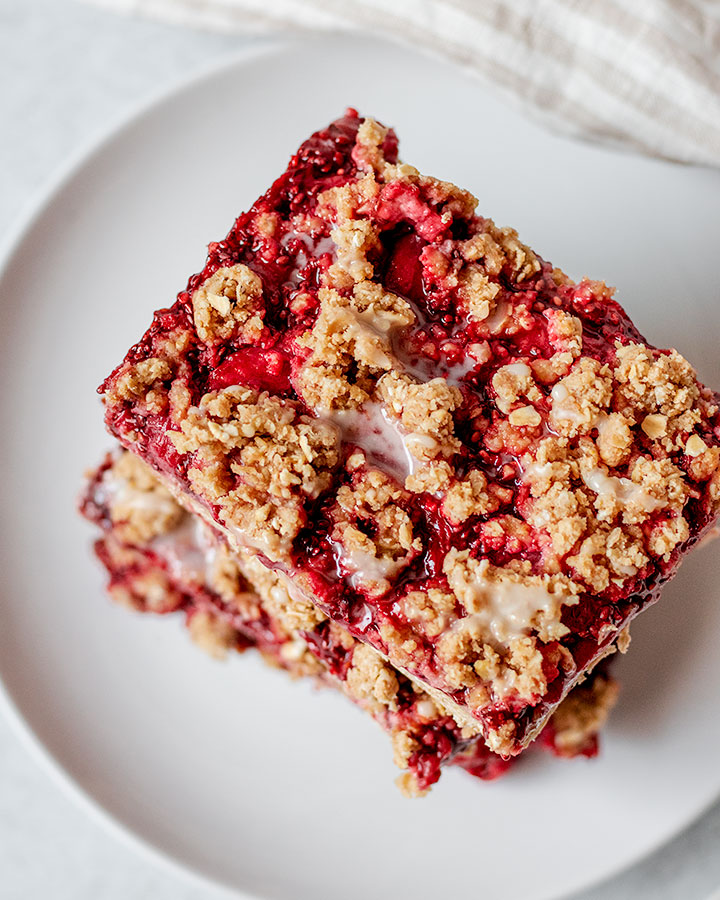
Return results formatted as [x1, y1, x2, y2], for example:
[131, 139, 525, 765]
[1, 1, 719, 898]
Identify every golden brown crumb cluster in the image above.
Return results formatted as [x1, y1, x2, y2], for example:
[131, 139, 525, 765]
[398, 587, 458, 641]
[435, 551, 580, 746]
[188, 610, 238, 660]
[106, 452, 184, 544]
[445, 552, 580, 644]
[518, 335, 717, 592]
[109, 357, 173, 416]
[106, 323, 195, 429]
[239, 554, 327, 635]
[377, 372, 462, 463]
[345, 643, 400, 711]
[442, 470, 501, 524]
[549, 670, 620, 756]
[169, 386, 340, 560]
[191, 264, 265, 345]
[206, 544, 263, 622]
[296, 283, 415, 410]
[331, 466, 420, 596]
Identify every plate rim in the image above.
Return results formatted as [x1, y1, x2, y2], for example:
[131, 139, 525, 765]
[0, 36, 289, 900]
[0, 32, 718, 900]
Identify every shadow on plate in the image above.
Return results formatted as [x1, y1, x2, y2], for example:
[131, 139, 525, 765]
[609, 540, 718, 735]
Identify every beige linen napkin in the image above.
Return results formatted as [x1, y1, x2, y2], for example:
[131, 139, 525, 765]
[81, 0, 720, 167]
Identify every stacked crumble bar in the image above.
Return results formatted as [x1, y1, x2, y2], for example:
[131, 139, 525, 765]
[81, 450, 618, 793]
[85, 110, 720, 793]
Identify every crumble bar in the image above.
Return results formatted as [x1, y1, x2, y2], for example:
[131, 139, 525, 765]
[100, 111, 720, 757]
[81, 452, 617, 794]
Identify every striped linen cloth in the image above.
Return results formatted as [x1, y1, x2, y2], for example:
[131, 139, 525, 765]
[82, 0, 720, 167]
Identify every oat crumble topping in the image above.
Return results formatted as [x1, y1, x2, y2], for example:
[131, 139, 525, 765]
[549, 670, 620, 756]
[169, 386, 339, 560]
[192, 264, 265, 345]
[105, 451, 184, 544]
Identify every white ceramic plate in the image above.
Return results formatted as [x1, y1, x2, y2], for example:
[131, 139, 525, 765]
[1, 35, 720, 900]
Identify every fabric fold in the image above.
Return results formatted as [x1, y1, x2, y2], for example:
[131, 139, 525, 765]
[80, 0, 720, 166]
